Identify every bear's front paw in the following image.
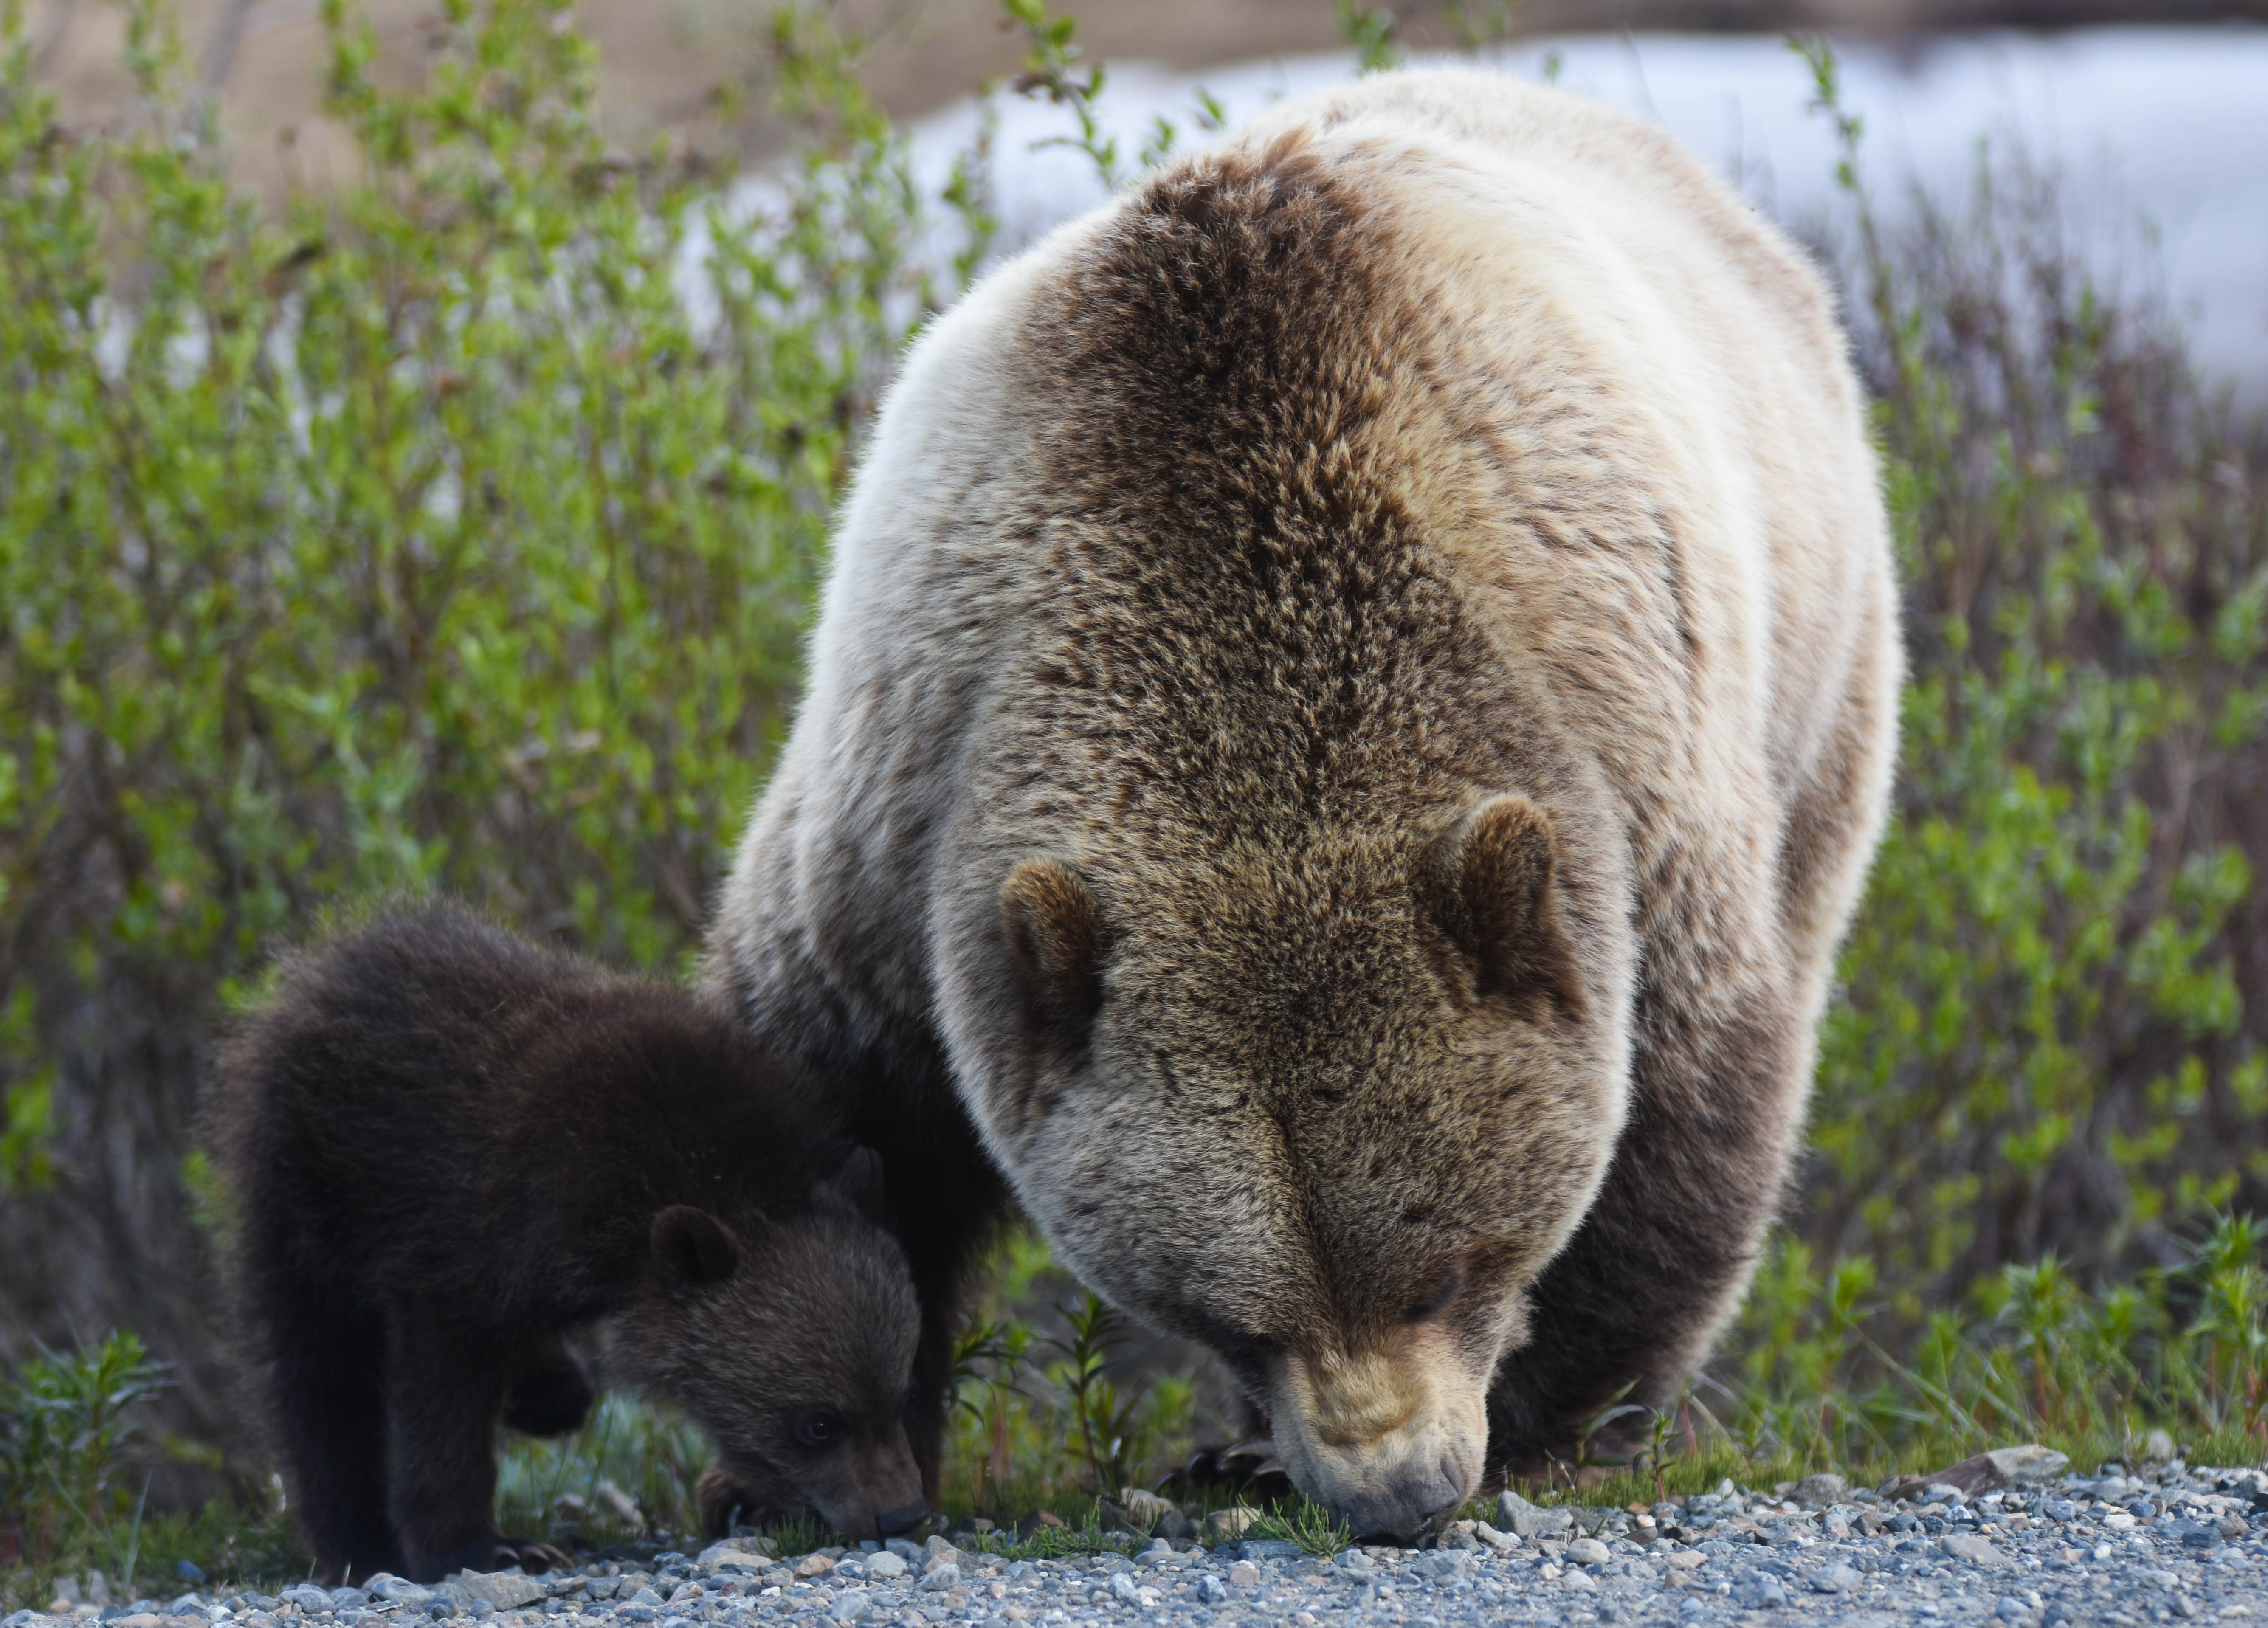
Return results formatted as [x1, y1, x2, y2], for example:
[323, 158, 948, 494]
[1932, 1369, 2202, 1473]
[417, 1535, 570, 1582]
[494, 1536, 572, 1576]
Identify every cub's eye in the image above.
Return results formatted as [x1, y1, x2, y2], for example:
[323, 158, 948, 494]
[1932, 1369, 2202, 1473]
[793, 1409, 845, 1449]
[1403, 1267, 1462, 1324]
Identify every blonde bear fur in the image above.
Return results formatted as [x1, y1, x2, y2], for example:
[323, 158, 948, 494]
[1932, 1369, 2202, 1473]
[708, 69, 1900, 1538]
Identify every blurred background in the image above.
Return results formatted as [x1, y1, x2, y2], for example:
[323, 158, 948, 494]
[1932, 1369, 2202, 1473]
[6, 0, 2268, 1588]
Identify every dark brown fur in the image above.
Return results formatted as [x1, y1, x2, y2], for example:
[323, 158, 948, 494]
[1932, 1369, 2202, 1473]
[208, 906, 925, 1583]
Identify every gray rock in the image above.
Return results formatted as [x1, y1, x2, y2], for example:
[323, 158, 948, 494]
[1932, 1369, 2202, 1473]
[458, 1574, 550, 1613]
[1195, 1574, 1228, 1605]
[2178, 1519, 2226, 1549]
[625, 1588, 664, 1608]
[1564, 1539, 1610, 1567]
[1335, 1549, 1376, 1577]
[280, 1587, 333, 1613]
[916, 1566, 959, 1594]
[1793, 1473, 1847, 1508]
[2043, 1498, 2079, 1521]
[1471, 1520, 1519, 1553]
[1734, 1570, 1789, 1609]
[864, 1552, 907, 1581]
[1495, 1490, 1575, 1540]
[1809, 1563, 1862, 1593]
[1939, 1532, 2012, 1567]
[1203, 1507, 1259, 1545]
[365, 1578, 431, 1610]
[1987, 1445, 2071, 1485]
[921, 1537, 957, 1565]
[1227, 1562, 1262, 1588]
[1237, 1538, 1303, 1561]
[1116, 1488, 1180, 1532]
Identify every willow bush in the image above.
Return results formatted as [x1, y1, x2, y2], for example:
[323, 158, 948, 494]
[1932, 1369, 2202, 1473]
[0, 0, 947, 1498]
[1806, 130, 2268, 1308]
[1718, 53, 2268, 1472]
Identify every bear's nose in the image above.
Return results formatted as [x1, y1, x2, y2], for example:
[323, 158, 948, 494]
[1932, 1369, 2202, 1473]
[875, 1502, 930, 1539]
[1335, 1468, 1465, 1544]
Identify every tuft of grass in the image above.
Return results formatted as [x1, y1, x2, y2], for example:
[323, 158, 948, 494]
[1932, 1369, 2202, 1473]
[1244, 1499, 1354, 1556]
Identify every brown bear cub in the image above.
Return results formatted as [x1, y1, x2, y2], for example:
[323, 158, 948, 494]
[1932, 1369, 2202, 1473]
[209, 904, 927, 1585]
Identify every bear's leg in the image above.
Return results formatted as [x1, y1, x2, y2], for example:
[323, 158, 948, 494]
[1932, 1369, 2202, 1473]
[1483, 976, 1802, 1476]
[266, 1299, 406, 1584]
[501, 1338, 594, 1439]
[862, 1095, 1009, 1502]
[386, 1322, 567, 1582]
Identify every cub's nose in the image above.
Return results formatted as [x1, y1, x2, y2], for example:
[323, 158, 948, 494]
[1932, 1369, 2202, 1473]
[875, 1502, 930, 1539]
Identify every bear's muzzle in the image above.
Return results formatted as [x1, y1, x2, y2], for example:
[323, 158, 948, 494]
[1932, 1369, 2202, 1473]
[1265, 1341, 1486, 1541]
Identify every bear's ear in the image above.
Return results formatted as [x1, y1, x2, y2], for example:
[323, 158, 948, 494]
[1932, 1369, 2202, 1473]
[1000, 859, 1106, 1038]
[651, 1205, 744, 1293]
[817, 1145, 889, 1225]
[1415, 794, 1582, 1018]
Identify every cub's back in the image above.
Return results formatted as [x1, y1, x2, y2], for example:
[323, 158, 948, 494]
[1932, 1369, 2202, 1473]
[212, 907, 834, 1305]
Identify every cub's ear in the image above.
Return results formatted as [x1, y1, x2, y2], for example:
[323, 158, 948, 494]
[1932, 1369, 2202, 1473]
[1000, 859, 1105, 1036]
[651, 1206, 744, 1293]
[1415, 794, 1582, 1017]
[817, 1146, 889, 1226]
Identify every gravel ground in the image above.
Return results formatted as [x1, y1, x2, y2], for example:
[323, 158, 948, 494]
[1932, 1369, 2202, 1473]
[15, 1459, 2268, 1628]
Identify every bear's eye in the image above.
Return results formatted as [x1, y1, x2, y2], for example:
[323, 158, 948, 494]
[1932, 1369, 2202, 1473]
[1402, 1267, 1462, 1324]
[793, 1409, 845, 1449]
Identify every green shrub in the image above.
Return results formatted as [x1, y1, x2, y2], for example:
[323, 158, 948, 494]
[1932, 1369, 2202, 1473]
[0, 1332, 166, 1581]
[0, 0, 943, 1464]
[1777, 43, 2268, 1360]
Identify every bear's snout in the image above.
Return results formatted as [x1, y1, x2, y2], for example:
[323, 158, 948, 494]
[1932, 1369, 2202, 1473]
[1265, 1341, 1488, 1541]
[1333, 1465, 1470, 1544]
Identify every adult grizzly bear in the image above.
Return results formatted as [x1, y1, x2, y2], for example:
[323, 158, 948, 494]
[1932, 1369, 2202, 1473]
[710, 70, 1899, 1538]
